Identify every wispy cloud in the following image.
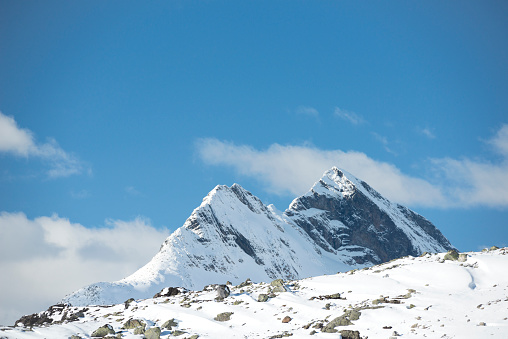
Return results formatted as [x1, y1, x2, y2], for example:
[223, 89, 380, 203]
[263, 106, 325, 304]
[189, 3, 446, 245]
[196, 124, 508, 209]
[295, 106, 319, 117]
[0, 212, 169, 325]
[125, 186, 142, 197]
[0, 112, 88, 178]
[334, 107, 365, 125]
[419, 127, 436, 139]
[372, 132, 397, 155]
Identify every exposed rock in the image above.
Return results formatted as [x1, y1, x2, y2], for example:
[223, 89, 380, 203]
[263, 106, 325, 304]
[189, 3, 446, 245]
[124, 298, 135, 309]
[282, 316, 292, 323]
[122, 318, 145, 330]
[478, 322, 486, 326]
[172, 330, 185, 336]
[153, 287, 180, 298]
[216, 284, 231, 300]
[458, 253, 468, 262]
[133, 327, 145, 335]
[144, 326, 161, 339]
[339, 330, 361, 339]
[214, 312, 234, 322]
[258, 294, 269, 302]
[271, 279, 287, 292]
[70, 336, 82, 339]
[237, 278, 253, 288]
[444, 250, 459, 261]
[15, 313, 53, 328]
[91, 324, 115, 337]
[310, 293, 343, 300]
[162, 318, 178, 330]
[322, 310, 361, 332]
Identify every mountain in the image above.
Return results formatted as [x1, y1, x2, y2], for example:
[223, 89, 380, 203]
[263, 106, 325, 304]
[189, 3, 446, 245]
[63, 167, 453, 306]
[8, 248, 508, 338]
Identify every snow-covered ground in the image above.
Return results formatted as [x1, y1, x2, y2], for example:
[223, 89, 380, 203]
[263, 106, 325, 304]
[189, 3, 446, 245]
[3, 248, 507, 339]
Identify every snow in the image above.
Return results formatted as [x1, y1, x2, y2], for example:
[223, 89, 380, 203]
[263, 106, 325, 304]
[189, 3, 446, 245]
[3, 248, 508, 338]
[62, 167, 454, 307]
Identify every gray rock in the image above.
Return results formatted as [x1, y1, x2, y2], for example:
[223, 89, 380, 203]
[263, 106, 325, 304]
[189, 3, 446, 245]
[444, 250, 459, 261]
[162, 318, 178, 330]
[216, 285, 231, 299]
[91, 324, 115, 337]
[144, 326, 161, 339]
[70, 336, 82, 339]
[322, 309, 361, 333]
[214, 312, 233, 322]
[122, 318, 145, 330]
[339, 330, 361, 339]
[258, 294, 269, 302]
[458, 253, 468, 262]
[124, 298, 135, 309]
[133, 327, 145, 335]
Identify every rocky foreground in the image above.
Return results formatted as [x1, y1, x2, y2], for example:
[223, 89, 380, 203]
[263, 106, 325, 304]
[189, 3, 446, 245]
[2, 248, 508, 339]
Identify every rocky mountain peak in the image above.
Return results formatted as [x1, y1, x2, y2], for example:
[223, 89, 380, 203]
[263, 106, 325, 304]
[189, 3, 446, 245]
[62, 167, 454, 307]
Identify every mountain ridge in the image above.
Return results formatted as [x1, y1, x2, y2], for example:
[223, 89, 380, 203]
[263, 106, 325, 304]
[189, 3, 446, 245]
[63, 167, 453, 306]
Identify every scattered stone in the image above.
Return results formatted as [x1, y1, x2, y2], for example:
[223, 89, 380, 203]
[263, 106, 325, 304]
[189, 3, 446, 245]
[268, 332, 293, 338]
[383, 326, 392, 329]
[258, 294, 269, 302]
[144, 326, 161, 339]
[216, 285, 231, 300]
[122, 318, 145, 330]
[153, 287, 180, 298]
[392, 331, 400, 336]
[162, 318, 178, 330]
[134, 327, 145, 335]
[458, 253, 468, 262]
[91, 324, 115, 337]
[237, 278, 253, 288]
[214, 312, 234, 322]
[233, 300, 244, 305]
[189, 335, 199, 339]
[270, 279, 287, 293]
[310, 293, 344, 301]
[444, 250, 459, 261]
[70, 336, 82, 339]
[322, 309, 361, 332]
[407, 304, 416, 309]
[282, 316, 292, 323]
[309, 330, 316, 335]
[478, 322, 486, 326]
[124, 298, 135, 309]
[172, 330, 185, 336]
[339, 330, 361, 339]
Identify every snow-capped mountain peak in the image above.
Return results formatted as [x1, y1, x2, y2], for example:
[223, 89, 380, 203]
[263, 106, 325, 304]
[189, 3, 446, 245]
[63, 167, 454, 306]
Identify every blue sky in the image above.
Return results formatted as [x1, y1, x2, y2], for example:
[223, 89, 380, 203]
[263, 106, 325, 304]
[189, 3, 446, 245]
[1, 0, 507, 324]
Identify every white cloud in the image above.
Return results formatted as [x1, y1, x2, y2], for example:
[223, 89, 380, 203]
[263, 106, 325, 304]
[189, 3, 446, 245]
[420, 128, 436, 139]
[196, 138, 446, 207]
[0, 112, 86, 178]
[196, 124, 508, 209]
[0, 212, 169, 325]
[487, 124, 508, 157]
[334, 107, 365, 125]
[295, 106, 319, 117]
[372, 132, 397, 155]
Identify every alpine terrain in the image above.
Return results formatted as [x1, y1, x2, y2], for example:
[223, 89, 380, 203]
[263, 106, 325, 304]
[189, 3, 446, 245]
[63, 167, 454, 306]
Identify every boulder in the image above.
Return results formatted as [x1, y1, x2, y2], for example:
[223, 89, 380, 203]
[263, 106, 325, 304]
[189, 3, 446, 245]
[282, 316, 292, 323]
[122, 318, 145, 330]
[258, 294, 269, 302]
[91, 324, 115, 337]
[214, 312, 233, 322]
[153, 287, 180, 298]
[124, 298, 135, 309]
[339, 330, 361, 339]
[444, 250, 459, 261]
[144, 326, 161, 339]
[216, 285, 231, 299]
[162, 318, 178, 329]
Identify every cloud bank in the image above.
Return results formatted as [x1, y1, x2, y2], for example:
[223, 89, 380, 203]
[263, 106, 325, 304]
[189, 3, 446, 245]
[0, 112, 86, 178]
[196, 124, 508, 208]
[0, 213, 169, 325]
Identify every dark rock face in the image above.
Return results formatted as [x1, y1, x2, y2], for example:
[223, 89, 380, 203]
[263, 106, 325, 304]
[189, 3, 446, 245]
[286, 168, 454, 265]
[153, 287, 181, 298]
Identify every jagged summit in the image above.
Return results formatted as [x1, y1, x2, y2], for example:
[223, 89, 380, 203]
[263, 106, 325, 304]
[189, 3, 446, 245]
[63, 167, 454, 306]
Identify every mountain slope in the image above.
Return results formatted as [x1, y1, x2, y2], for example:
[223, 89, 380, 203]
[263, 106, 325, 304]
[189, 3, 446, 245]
[6, 248, 508, 339]
[63, 167, 453, 306]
